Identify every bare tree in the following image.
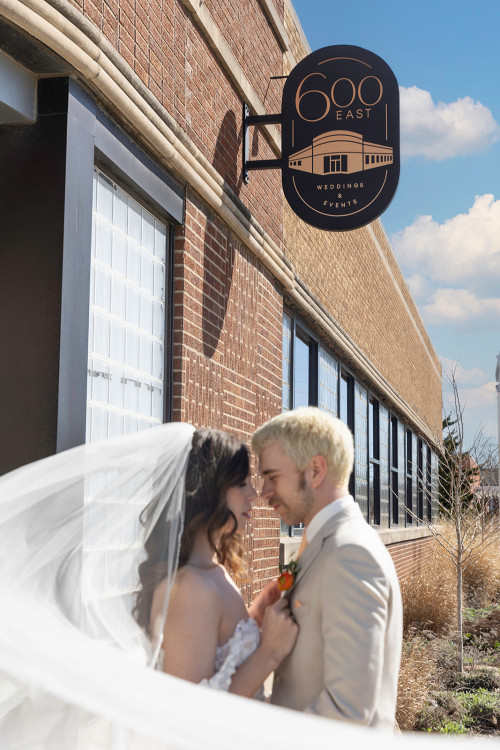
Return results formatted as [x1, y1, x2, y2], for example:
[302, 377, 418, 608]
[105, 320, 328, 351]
[405, 370, 500, 672]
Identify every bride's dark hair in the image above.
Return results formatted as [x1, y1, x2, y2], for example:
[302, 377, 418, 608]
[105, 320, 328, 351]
[134, 428, 249, 636]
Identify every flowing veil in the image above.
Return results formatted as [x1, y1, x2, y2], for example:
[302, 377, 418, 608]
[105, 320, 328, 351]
[0, 423, 492, 749]
[0, 422, 195, 746]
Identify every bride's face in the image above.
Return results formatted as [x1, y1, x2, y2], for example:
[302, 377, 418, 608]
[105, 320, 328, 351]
[225, 476, 256, 531]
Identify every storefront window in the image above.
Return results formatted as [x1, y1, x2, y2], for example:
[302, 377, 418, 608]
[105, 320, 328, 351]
[86, 168, 168, 443]
[318, 346, 338, 417]
[355, 383, 368, 519]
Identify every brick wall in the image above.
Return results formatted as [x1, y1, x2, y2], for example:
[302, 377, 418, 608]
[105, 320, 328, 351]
[70, 0, 284, 250]
[61, 0, 442, 594]
[387, 535, 435, 583]
[172, 190, 284, 597]
[66, 0, 288, 595]
[203, 0, 283, 114]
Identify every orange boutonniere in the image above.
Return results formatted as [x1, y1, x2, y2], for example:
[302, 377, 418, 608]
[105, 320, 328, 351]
[277, 559, 300, 592]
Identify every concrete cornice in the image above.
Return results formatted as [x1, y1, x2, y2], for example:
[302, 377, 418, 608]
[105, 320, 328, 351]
[0, 0, 294, 284]
[257, 0, 289, 52]
[378, 526, 434, 545]
[0, 0, 440, 448]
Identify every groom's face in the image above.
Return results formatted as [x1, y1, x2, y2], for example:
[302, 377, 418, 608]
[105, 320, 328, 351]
[258, 441, 314, 526]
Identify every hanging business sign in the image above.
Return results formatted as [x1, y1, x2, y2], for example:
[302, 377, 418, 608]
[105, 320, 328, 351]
[281, 45, 400, 232]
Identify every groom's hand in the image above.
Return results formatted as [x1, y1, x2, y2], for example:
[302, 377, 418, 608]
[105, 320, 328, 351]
[248, 580, 281, 627]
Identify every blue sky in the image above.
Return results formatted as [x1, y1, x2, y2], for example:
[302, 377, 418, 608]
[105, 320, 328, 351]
[291, 0, 500, 450]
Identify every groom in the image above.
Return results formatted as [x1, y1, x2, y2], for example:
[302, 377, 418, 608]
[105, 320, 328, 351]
[252, 407, 402, 729]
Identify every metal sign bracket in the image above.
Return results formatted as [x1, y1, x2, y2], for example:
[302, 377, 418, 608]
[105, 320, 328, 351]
[243, 103, 282, 183]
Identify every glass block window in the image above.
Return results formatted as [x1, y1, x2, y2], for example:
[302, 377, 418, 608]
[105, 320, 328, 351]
[293, 332, 310, 409]
[425, 445, 432, 522]
[318, 346, 338, 417]
[282, 313, 292, 411]
[368, 399, 380, 526]
[390, 417, 399, 525]
[417, 439, 424, 522]
[339, 374, 350, 427]
[431, 450, 439, 520]
[412, 433, 418, 523]
[354, 383, 368, 518]
[86, 168, 167, 443]
[398, 421, 406, 524]
[379, 405, 390, 528]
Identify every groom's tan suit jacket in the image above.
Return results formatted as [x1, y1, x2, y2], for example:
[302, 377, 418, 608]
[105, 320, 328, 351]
[271, 501, 402, 729]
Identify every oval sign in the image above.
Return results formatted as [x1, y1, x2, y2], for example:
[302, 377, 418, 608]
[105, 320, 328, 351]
[282, 45, 400, 232]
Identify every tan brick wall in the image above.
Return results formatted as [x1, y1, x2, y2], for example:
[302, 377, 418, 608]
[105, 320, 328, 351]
[284, 1, 306, 65]
[283, 212, 442, 433]
[283, 3, 441, 437]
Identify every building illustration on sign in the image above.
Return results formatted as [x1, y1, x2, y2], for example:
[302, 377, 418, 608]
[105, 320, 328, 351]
[288, 130, 394, 176]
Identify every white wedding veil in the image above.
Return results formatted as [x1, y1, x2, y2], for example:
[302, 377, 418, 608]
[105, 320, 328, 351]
[0, 423, 492, 749]
[0, 421, 195, 746]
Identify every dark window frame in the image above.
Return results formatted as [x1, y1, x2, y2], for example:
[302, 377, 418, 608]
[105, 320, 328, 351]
[405, 429, 413, 525]
[369, 398, 381, 526]
[53, 78, 183, 452]
[390, 416, 399, 525]
[417, 438, 424, 523]
[426, 445, 432, 522]
[281, 311, 438, 532]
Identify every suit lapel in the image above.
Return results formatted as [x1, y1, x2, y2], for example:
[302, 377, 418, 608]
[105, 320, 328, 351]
[291, 502, 363, 590]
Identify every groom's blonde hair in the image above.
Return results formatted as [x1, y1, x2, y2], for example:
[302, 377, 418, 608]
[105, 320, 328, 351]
[252, 407, 354, 488]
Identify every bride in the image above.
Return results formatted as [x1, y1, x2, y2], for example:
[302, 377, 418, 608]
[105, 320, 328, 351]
[0, 421, 300, 748]
[134, 427, 298, 694]
[0, 422, 472, 750]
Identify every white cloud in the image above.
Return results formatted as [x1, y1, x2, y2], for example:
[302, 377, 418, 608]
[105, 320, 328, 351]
[440, 357, 486, 386]
[440, 358, 497, 444]
[422, 288, 500, 326]
[453, 381, 497, 411]
[443, 381, 497, 418]
[442, 380, 498, 445]
[400, 86, 500, 160]
[391, 194, 500, 295]
[405, 274, 428, 300]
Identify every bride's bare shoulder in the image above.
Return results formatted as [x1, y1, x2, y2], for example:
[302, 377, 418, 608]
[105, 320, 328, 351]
[175, 565, 220, 592]
[150, 566, 221, 635]
[154, 565, 220, 610]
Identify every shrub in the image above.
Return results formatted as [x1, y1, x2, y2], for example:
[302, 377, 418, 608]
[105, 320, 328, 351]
[436, 517, 500, 608]
[396, 636, 437, 731]
[449, 668, 500, 692]
[400, 542, 456, 635]
[438, 720, 469, 734]
[462, 527, 500, 607]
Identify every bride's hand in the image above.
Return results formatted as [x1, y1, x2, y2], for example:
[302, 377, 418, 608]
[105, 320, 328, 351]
[259, 597, 299, 666]
[247, 580, 281, 627]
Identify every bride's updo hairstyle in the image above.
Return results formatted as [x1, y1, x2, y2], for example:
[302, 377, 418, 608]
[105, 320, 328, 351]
[134, 427, 249, 636]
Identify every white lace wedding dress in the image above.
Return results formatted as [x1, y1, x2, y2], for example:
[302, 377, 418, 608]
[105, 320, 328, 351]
[159, 617, 266, 699]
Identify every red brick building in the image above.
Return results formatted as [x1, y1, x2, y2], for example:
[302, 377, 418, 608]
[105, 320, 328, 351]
[0, 0, 441, 595]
